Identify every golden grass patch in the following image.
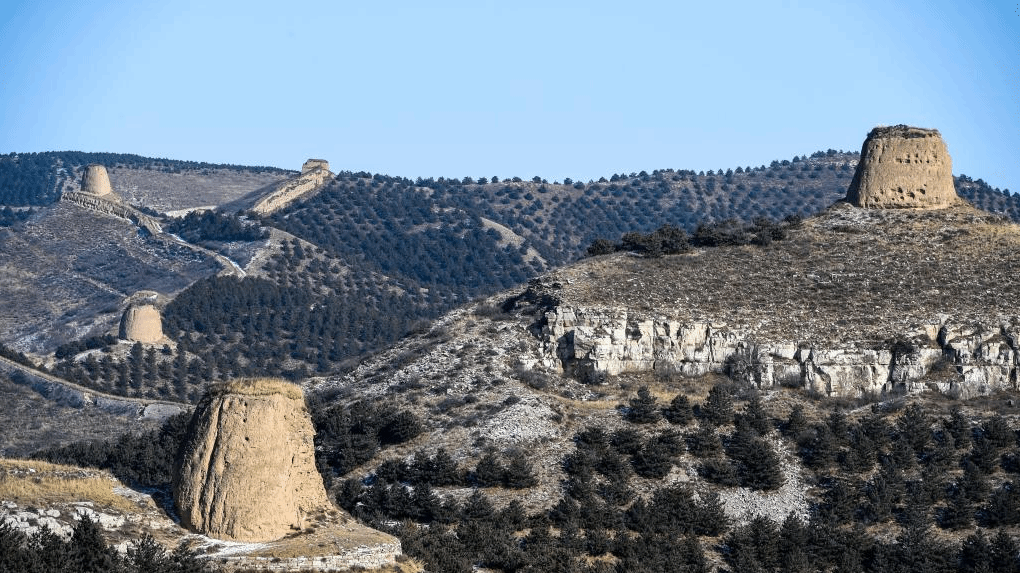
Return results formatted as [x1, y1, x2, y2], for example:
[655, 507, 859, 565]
[211, 377, 304, 400]
[0, 458, 137, 513]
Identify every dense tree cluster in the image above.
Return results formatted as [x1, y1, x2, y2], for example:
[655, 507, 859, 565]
[587, 215, 803, 257]
[51, 245, 438, 401]
[0, 516, 208, 573]
[267, 174, 539, 302]
[956, 175, 1020, 221]
[336, 423, 724, 573]
[0, 206, 33, 227]
[311, 400, 425, 478]
[163, 210, 268, 243]
[54, 335, 118, 360]
[33, 413, 191, 487]
[781, 401, 1020, 536]
[367, 448, 537, 489]
[0, 153, 63, 205]
[586, 225, 691, 258]
[0, 341, 36, 369]
[333, 392, 1020, 573]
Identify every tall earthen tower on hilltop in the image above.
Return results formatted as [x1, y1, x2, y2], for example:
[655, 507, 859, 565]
[173, 379, 332, 542]
[845, 125, 957, 209]
[80, 164, 114, 197]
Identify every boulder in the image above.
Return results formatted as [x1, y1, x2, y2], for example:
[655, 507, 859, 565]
[172, 379, 331, 542]
[845, 125, 957, 209]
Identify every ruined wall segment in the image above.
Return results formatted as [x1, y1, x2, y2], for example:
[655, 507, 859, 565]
[251, 158, 333, 215]
[845, 125, 957, 208]
[302, 159, 329, 173]
[172, 379, 332, 542]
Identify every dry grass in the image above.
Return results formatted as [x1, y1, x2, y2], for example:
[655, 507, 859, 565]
[211, 378, 304, 400]
[0, 458, 138, 512]
[238, 511, 402, 562]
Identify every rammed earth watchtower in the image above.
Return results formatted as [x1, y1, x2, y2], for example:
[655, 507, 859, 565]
[173, 379, 332, 542]
[80, 164, 114, 197]
[845, 125, 957, 209]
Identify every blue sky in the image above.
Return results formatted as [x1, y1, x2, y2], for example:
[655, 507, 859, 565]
[2, 1, 1017, 192]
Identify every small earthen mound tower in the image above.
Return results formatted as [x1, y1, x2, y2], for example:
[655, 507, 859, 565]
[119, 304, 164, 344]
[81, 164, 114, 197]
[845, 125, 957, 209]
[173, 379, 332, 542]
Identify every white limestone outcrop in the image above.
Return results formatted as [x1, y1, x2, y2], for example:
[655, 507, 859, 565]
[539, 305, 1018, 399]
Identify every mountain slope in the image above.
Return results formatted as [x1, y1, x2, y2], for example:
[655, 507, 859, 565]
[2, 148, 1018, 405]
[296, 201, 1020, 572]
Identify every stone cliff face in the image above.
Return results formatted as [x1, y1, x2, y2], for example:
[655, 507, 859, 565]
[172, 379, 332, 542]
[845, 125, 956, 209]
[539, 306, 1018, 399]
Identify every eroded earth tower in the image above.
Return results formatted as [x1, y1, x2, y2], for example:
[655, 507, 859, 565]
[172, 379, 332, 542]
[845, 125, 957, 209]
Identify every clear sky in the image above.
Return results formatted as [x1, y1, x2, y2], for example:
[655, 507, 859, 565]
[2, 1, 1017, 192]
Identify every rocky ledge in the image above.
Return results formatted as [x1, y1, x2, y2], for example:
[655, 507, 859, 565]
[540, 304, 1016, 399]
[531, 204, 1020, 399]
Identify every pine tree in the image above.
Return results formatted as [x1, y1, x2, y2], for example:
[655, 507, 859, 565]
[503, 450, 538, 489]
[663, 393, 694, 425]
[688, 424, 723, 457]
[125, 533, 169, 573]
[990, 529, 1020, 573]
[411, 482, 440, 522]
[969, 432, 1000, 474]
[983, 414, 1015, 449]
[632, 439, 673, 479]
[472, 452, 505, 487]
[461, 490, 495, 521]
[428, 448, 462, 486]
[940, 481, 974, 530]
[737, 437, 785, 491]
[946, 406, 972, 448]
[742, 392, 772, 435]
[778, 512, 811, 571]
[68, 513, 117, 573]
[695, 490, 728, 536]
[626, 386, 662, 423]
[897, 403, 932, 454]
[984, 481, 1020, 526]
[863, 473, 895, 524]
[0, 521, 31, 573]
[782, 404, 808, 437]
[700, 383, 734, 426]
[957, 530, 992, 573]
